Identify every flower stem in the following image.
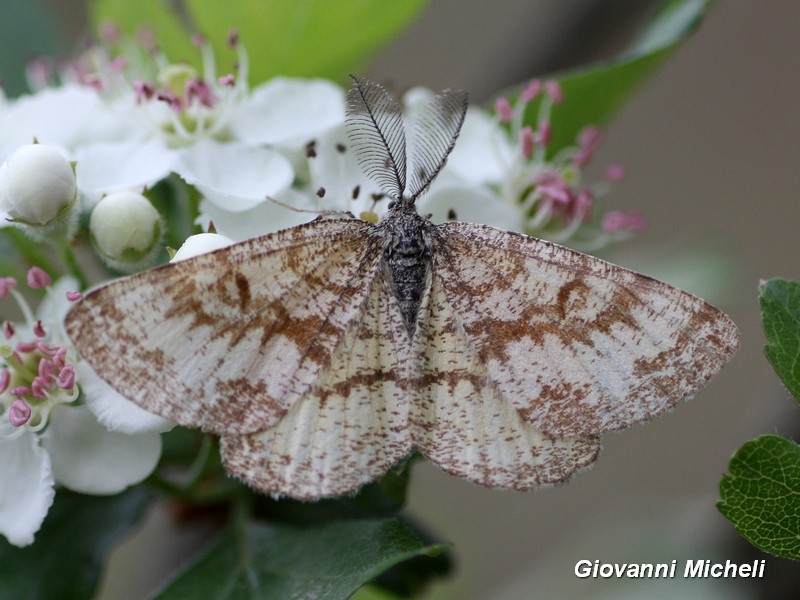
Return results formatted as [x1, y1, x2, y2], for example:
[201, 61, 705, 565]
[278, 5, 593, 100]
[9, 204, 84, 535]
[56, 239, 89, 289]
[2, 228, 59, 279]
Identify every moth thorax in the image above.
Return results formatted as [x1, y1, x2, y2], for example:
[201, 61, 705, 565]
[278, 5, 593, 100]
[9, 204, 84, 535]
[382, 211, 431, 338]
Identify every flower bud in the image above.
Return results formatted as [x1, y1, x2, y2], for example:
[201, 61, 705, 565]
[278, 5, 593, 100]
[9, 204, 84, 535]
[170, 233, 233, 262]
[89, 191, 162, 272]
[0, 144, 77, 235]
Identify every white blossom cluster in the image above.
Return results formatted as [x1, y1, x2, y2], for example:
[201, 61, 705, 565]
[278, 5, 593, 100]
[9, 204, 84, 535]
[0, 31, 640, 546]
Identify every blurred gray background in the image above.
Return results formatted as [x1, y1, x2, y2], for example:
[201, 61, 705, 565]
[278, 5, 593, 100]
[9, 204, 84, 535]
[3, 1, 799, 598]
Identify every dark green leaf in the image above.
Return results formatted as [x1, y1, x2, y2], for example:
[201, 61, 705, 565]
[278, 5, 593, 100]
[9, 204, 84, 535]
[0, 487, 152, 600]
[371, 517, 452, 598]
[759, 278, 800, 402]
[508, 0, 710, 153]
[153, 518, 448, 600]
[718, 434, 800, 560]
[89, 0, 430, 85]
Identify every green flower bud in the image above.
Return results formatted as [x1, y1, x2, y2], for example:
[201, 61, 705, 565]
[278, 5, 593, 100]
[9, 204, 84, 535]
[89, 191, 162, 272]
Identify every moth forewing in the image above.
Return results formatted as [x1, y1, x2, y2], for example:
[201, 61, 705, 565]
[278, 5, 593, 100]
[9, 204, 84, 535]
[430, 222, 740, 440]
[65, 218, 380, 436]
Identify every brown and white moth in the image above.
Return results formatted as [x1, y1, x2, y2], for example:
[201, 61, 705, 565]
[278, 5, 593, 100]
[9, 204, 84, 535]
[65, 77, 740, 500]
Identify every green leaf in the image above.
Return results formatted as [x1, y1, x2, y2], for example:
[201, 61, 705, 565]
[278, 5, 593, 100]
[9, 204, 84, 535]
[89, 0, 430, 85]
[0, 487, 152, 600]
[511, 0, 710, 153]
[153, 518, 448, 600]
[759, 278, 800, 402]
[718, 434, 800, 560]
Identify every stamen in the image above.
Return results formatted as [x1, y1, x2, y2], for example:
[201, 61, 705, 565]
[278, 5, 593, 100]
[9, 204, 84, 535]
[0, 277, 17, 298]
[15, 341, 39, 353]
[535, 120, 552, 147]
[56, 365, 75, 389]
[545, 80, 563, 104]
[0, 369, 9, 394]
[8, 399, 31, 427]
[11, 386, 30, 398]
[99, 21, 122, 44]
[603, 164, 626, 182]
[520, 79, 541, 103]
[66, 290, 84, 302]
[185, 79, 217, 108]
[519, 126, 534, 160]
[27, 267, 52, 289]
[33, 320, 46, 338]
[494, 97, 513, 123]
[133, 80, 156, 103]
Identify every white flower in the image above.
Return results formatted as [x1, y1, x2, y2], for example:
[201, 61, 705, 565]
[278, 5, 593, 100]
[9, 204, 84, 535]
[0, 271, 167, 547]
[73, 35, 343, 210]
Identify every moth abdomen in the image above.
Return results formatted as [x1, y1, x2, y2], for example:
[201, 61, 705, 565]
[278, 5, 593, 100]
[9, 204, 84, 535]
[380, 210, 433, 338]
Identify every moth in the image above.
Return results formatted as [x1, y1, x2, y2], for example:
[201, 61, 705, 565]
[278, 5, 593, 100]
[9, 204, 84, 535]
[66, 77, 740, 500]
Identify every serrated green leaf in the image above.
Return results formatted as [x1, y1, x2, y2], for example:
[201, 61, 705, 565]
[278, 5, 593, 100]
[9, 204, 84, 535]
[0, 487, 152, 600]
[759, 278, 800, 402]
[718, 434, 800, 560]
[89, 0, 429, 86]
[507, 0, 710, 153]
[153, 518, 448, 600]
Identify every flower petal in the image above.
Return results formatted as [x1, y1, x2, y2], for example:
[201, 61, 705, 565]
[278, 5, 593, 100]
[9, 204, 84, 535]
[77, 361, 173, 435]
[230, 78, 345, 148]
[0, 84, 129, 155]
[305, 126, 383, 216]
[447, 109, 515, 186]
[418, 181, 524, 231]
[174, 140, 293, 212]
[43, 405, 161, 495]
[0, 425, 55, 547]
[197, 188, 316, 241]
[75, 140, 174, 204]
